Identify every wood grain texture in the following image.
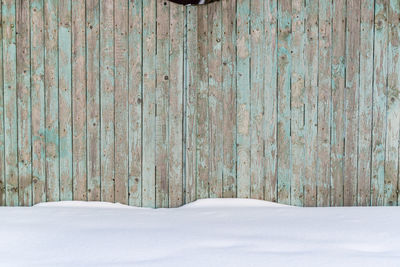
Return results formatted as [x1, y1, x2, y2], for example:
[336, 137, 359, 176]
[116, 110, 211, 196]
[385, 0, 400, 206]
[169, 3, 184, 207]
[59, 0, 72, 201]
[16, 0, 32, 206]
[371, 0, 388, 206]
[317, 0, 332, 207]
[44, 0, 60, 202]
[100, 0, 115, 203]
[142, 0, 156, 207]
[330, 0, 346, 207]
[250, 0, 265, 200]
[3, 0, 18, 206]
[303, 0, 318, 207]
[221, 0, 236, 198]
[344, 0, 360, 206]
[2, 0, 400, 207]
[87, 0, 101, 201]
[277, 0, 292, 205]
[128, 0, 142, 207]
[196, 5, 209, 199]
[155, 0, 170, 208]
[264, 0, 278, 203]
[207, 1, 223, 199]
[290, 0, 305, 206]
[72, 0, 87, 201]
[114, 0, 129, 205]
[358, 0, 374, 206]
[31, 0, 46, 205]
[185, 5, 198, 203]
[236, 0, 251, 198]
[0, 0, 4, 205]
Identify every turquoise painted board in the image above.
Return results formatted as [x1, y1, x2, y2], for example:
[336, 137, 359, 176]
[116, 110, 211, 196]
[1, 0, 400, 207]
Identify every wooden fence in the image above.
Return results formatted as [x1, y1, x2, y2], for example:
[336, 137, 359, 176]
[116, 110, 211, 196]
[0, 0, 399, 207]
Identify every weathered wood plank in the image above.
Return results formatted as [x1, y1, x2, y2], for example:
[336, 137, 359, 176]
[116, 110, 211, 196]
[155, 0, 169, 208]
[142, 0, 156, 207]
[371, 0, 388, 206]
[249, 0, 264, 200]
[169, 3, 184, 207]
[221, 0, 236, 198]
[3, 0, 18, 206]
[0, 0, 4, 205]
[59, 0, 72, 201]
[185, 5, 198, 203]
[384, 0, 400, 206]
[31, 0, 46, 205]
[100, 0, 115, 203]
[207, 1, 223, 199]
[236, 0, 251, 198]
[303, 0, 318, 207]
[72, 0, 87, 201]
[87, 0, 101, 201]
[128, 0, 142, 207]
[264, 0, 278, 203]
[44, 0, 60, 202]
[17, 0, 32, 206]
[277, 0, 292, 205]
[114, 0, 129, 205]
[317, 0, 331, 207]
[330, 0, 346, 207]
[358, 0, 374, 206]
[196, 5, 209, 199]
[290, 0, 305, 206]
[344, 0, 360, 206]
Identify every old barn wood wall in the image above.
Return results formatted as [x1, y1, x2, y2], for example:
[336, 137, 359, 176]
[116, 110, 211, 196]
[0, 0, 399, 207]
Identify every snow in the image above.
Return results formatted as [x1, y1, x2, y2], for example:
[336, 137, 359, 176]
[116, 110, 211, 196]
[1, 199, 399, 267]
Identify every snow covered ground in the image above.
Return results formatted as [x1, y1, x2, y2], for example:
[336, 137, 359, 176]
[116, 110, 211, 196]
[1, 199, 399, 267]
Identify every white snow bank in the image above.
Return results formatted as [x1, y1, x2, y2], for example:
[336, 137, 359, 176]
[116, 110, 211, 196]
[1, 199, 399, 267]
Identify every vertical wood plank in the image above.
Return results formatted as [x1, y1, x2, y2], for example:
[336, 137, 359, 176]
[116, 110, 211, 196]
[128, 0, 142, 207]
[44, 0, 60, 202]
[344, 0, 360, 206]
[0, 0, 4, 205]
[371, 0, 388, 206]
[221, 0, 237, 198]
[277, 0, 292, 205]
[87, 0, 101, 201]
[31, 0, 46, 205]
[3, 0, 18, 206]
[114, 0, 129, 205]
[264, 0, 278, 202]
[250, 0, 264, 200]
[236, 0, 251, 198]
[330, 0, 346, 207]
[317, 0, 331, 207]
[72, 0, 87, 201]
[384, 0, 400, 206]
[185, 5, 198, 203]
[250, 1, 265, 199]
[196, 5, 209, 199]
[17, 0, 32, 206]
[290, 0, 305, 206]
[155, 0, 169, 208]
[207, 1, 223, 199]
[100, 0, 114, 202]
[142, 0, 156, 207]
[358, 0, 374, 206]
[169, 3, 184, 207]
[303, 0, 318, 207]
[59, 0, 72, 201]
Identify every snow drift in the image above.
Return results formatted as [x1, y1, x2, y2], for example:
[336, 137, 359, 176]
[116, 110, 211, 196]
[0, 199, 399, 266]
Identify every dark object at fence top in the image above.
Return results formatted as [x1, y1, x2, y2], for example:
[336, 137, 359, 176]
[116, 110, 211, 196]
[168, 0, 220, 5]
